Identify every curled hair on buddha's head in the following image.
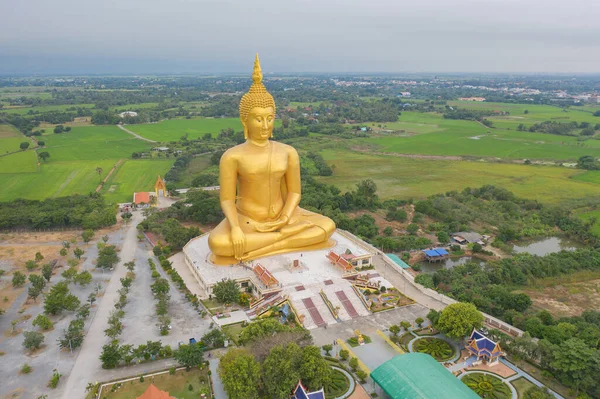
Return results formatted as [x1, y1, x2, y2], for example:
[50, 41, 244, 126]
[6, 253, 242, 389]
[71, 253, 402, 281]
[239, 54, 276, 138]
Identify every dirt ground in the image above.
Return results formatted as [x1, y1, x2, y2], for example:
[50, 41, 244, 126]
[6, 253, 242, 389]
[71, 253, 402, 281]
[521, 278, 600, 318]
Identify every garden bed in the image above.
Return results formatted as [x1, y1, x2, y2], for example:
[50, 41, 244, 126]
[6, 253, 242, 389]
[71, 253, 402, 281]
[324, 368, 351, 398]
[347, 334, 372, 347]
[363, 287, 415, 312]
[510, 377, 536, 398]
[413, 327, 438, 336]
[462, 373, 511, 399]
[414, 338, 455, 362]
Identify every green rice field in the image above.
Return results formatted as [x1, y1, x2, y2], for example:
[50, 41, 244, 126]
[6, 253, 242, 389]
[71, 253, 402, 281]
[101, 159, 174, 203]
[571, 170, 600, 184]
[0, 150, 38, 174]
[41, 125, 152, 161]
[365, 111, 600, 161]
[126, 117, 244, 141]
[318, 149, 600, 204]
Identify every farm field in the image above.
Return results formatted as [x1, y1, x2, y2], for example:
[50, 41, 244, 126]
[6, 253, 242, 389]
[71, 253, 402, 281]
[101, 159, 174, 203]
[318, 149, 600, 204]
[1, 103, 96, 114]
[0, 159, 116, 201]
[0, 150, 38, 173]
[126, 117, 244, 141]
[0, 123, 21, 138]
[365, 111, 600, 161]
[578, 209, 600, 235]
[0, 137, 28, 154]
[175, 154, 213, 188]
[571, 170, 600, 184]
[41, 125, 152, 161]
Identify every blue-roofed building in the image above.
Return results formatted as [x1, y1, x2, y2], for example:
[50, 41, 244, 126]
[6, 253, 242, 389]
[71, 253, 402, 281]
[291, 380, 325, 399]
[422, 247, 450, 262]
[467, 329, 504, 364]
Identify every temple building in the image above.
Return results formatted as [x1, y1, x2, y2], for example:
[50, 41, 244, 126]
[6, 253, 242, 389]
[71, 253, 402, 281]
[291, 380, 325, 399]
[466, 329, 504, 364]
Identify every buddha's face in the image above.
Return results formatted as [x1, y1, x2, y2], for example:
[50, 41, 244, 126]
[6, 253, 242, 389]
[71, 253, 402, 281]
[244, 106, 275, 141]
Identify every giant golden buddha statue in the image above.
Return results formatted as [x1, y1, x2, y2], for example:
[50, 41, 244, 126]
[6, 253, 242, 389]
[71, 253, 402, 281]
[208, 55, 336, 264]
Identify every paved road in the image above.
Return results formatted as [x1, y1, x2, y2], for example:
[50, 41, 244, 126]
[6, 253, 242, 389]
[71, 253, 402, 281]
[372, 254, 446, 311]
[209, 358, 227, 399]
[117, 124, 157, 143]
[61, 212, 143, 399]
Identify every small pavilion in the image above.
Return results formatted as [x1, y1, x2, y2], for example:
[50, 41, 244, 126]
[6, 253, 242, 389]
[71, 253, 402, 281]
[155, 175, 168, 197]
[291, 380, 325, 399]
[422, 247, 449, 263]
[466, 329, 504, 364]
[136, 384, 175, 399]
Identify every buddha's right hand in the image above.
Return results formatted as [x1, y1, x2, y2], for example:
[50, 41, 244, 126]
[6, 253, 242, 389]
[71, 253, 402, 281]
[231, 226, 246, 260]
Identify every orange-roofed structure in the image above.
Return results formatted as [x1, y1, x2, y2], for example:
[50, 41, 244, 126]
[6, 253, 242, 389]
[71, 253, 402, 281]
[133, 192, 151, 205]
[155, 175, 168, 197]
[136, 384, 175, 399]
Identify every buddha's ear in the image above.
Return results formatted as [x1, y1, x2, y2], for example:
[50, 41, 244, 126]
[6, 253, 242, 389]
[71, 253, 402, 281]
[241, 121, 248, 139]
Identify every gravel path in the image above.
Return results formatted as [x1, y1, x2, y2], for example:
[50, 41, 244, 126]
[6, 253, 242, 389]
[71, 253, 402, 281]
[117, 124, 157, 143]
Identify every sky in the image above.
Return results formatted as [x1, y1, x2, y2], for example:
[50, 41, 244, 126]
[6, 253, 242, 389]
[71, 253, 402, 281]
[1, 0, 599, 75]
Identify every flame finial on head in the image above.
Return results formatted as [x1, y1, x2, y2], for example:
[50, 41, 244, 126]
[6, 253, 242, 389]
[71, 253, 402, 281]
[239, 53, 276, 131]
[252, 53, 263, 84]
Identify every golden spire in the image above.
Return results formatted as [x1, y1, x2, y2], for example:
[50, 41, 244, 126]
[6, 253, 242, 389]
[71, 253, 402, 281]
[252, 53, 263, 84]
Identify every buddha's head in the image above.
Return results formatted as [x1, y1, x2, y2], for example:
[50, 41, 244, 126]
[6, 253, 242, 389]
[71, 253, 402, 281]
[239, 54, 276, 140]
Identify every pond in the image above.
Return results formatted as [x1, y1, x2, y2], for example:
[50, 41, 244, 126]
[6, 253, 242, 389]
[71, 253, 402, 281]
[511, 236, 583, 257]
[418, 256, 485, 274]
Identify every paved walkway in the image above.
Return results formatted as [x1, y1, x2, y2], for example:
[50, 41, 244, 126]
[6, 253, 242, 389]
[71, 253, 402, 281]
[332, 366, 356, 399]
[61, 212, 144, 399]
[209, 358, 227, 399]
[117, 124, 156, 143]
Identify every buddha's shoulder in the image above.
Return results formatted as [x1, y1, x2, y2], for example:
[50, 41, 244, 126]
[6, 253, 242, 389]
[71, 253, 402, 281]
[271, 141, 298, 154]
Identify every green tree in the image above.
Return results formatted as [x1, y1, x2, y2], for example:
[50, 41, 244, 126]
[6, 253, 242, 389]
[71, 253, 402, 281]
[389, 324, 401, 336]
[322, 344, 333, 356]
[437, 231, 450, 243]
[212, 279, 240, 304]
[383, 226, 393, 236]
[174, 343, 204, 369]
[20, 142, 30, 150]
[339, 349, 349, 360]
[218, 349, 262, 399]
[100, 341, 122, 369]
[437, 302, 484, 339]
[355, 179, 378, 208]
[73, 248, 84, 259]
[125, 261, 135, 272]
[59, 248, 68, 257]
[38, 151, 50, 161]
[298, 345, 332, 391]
[263, 343, 301, 399]
[32, 314, 54, 331]
[41, 264, 53, 282]
[73, 271, 92, 287]
[550, 338, 594, 393]
[35, 252, 44, 262]
[61, 267, 77, 281]
[415, 317, 424, 327]
[151, 278, 170, 296]
[28, 274, 46, 302]
[400, 320, 411, 331]
[82, 229, 95, 243]
[25, 260, 37, 271]
[12, 271, 26, 287]
[407, 223, 419, 235]
[349, 357, 359, 371]
[427, 309, 440, 327]
[238, 318, 292, 345]
[23, 331, 44, 351]
[44, 281, 81, 315]
[97, 245, 119, 269]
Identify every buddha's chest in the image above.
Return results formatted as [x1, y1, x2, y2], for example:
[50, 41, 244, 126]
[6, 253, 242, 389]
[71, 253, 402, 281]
[237, 150, 288, 182]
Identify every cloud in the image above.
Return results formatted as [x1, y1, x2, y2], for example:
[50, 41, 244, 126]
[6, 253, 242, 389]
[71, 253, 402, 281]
[1, 0, 599, 74]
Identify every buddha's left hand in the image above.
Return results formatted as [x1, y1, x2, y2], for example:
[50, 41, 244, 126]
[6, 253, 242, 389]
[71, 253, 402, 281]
[255, 215, 289, 233]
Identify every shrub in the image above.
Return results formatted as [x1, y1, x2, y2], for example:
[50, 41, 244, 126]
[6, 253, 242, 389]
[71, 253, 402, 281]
[48, 369, 62, 388]
[356, 369, 368, 383]
[20, 363, 32, 374]
[32, 314, 54, 331]
[339, 349, 349, 361]
[140, 375, 144, 382]
[169, 366, 176, 375]
[23, 331, 44, 351]
[349, 357, 359, 371]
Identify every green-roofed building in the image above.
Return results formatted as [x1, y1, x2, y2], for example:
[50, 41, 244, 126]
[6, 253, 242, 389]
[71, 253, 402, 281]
[370, 353, 479, 399]
[385, 253, 410, 269]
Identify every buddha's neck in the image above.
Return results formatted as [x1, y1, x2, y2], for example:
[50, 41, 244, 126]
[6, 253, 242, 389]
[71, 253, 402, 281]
[247, 138, 270, 148]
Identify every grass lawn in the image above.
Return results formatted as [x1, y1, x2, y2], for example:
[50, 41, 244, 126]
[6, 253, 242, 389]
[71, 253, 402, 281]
[318, 149, 600, 204]
[510, 376, 537, 398]
[364, 111, 600, 161]
[101, 159, 174, 203]
[571, 170, 600, 184]
[0, 150, 38, 173]
[127, 117, 244, 141]
[577, 209, 600, 235]
[0, 159, 116, 201]
[42, 125, 152, 161]
[221, 322, 245, 345]
[98, 368, 211, 399]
